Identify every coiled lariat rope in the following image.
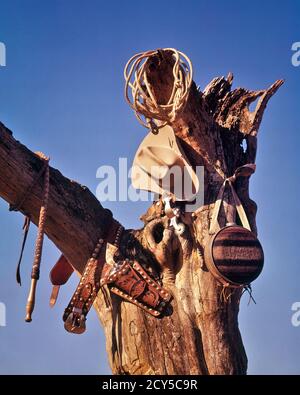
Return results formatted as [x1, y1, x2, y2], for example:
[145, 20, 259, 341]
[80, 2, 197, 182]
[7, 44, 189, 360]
[124, 48, 193, 132]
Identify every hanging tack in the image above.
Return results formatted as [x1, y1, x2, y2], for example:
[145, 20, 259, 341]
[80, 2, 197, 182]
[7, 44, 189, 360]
[25, 152, 50, 322]
[124, 48, 193, 131]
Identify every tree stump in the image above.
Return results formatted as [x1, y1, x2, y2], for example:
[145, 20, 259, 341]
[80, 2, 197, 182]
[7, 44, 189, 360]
[0, 50, 283, 375]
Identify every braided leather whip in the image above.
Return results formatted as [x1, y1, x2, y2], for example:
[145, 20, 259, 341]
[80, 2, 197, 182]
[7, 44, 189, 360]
[25, 152, 50, 322]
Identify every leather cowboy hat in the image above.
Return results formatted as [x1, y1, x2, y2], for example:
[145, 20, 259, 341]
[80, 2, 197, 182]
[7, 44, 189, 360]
[131, 125, 199, 201]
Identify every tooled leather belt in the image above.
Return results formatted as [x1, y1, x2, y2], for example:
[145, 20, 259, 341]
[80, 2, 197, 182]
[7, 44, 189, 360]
[62, 220, 172, 334]
[101, 256, 171, 317]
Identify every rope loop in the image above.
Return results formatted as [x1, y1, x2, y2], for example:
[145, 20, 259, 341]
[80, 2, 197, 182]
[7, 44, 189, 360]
[124, 48, 193, 131]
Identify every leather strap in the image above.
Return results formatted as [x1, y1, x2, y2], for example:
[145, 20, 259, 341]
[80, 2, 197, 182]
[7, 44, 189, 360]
[9, 152, 50, 322]
[102, 259, 172, 317]
[49, 286, 60, 307]
[50, 255, 74, 285]
[63, 220, 123, 334]
[49, 255, 74, 307]
[63, 255, 103, 334]
[16, 216, 31, 286]
[209, 164, 255, 235]
[11, 152, 50, 290]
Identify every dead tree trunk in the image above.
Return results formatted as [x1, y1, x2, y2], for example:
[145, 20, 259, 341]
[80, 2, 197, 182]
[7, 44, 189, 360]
[0, 51, 283, 375]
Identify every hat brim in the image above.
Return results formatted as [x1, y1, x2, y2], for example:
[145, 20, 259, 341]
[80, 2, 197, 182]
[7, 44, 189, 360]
[131, 126, 199, 201]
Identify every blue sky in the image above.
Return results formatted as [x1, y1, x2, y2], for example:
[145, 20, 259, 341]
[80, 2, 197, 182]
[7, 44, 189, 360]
[0, 0, 299, 374]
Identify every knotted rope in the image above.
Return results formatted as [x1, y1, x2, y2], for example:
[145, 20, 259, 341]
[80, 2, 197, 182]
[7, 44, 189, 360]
[124, 48, 193, 132]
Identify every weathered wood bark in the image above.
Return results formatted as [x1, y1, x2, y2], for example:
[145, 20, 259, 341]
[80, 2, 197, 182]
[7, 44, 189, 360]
[0, 51, 283, 375]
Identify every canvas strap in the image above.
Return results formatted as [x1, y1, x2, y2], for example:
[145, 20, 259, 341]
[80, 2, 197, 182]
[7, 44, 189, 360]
[209, 164, 255, 235]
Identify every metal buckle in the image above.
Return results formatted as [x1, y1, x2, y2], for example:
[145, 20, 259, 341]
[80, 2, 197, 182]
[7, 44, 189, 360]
[64, 310, 86, 334]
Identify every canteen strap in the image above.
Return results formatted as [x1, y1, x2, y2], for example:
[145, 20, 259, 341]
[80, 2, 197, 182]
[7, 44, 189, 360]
[209, 165, 254, 235]
[230, 182, 251, 230]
